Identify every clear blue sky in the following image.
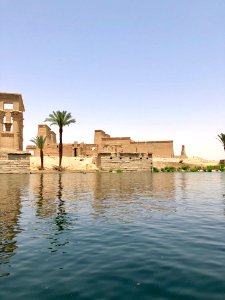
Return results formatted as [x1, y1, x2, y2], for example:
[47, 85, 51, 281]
[0, 0, 224, 159]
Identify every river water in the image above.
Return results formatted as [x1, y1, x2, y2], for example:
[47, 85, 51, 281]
[0, 172, 225, 299]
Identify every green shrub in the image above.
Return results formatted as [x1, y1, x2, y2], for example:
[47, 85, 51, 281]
[219, 164, 225, 171]
[181, 165, 190, 171]
[116, 169, 123, 173]
[190, 167, 201, 172]
[164, 166, 177, 172]
[109, 168, 113, 173]
[206, 165, 213, 172]
[153, 167, 159, 173]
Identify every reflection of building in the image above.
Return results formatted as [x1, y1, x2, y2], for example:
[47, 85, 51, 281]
[0, 93, 25, 151]
[92, 172, 176, 221]
[0, 174, 29, 265]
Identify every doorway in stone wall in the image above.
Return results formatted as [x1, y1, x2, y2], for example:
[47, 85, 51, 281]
[74, 148, 78, 157]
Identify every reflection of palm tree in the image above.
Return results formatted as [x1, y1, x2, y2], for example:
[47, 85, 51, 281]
[55, 174, 67, 231]
[36, 174, 44, 217]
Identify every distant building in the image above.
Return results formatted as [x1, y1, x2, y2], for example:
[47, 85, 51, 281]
[27, 128, 175, 158]
[0, 92, 183, 160]
[0, 93, 25, 152]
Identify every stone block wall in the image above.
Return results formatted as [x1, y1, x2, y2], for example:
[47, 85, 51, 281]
[0, 159, 30, 173]
[97, 152, 153, 171]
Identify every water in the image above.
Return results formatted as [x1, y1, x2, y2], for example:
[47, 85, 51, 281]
[0, 172, 225, 300]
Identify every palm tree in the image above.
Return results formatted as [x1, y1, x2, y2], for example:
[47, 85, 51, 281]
[45, 111, 76, 169]
[217, 133, 225, 152]
[30, 136, 47, 170]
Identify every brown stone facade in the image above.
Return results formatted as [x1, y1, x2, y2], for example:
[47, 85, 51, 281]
[94, 130, 174, 158]
[0, 93, 25, 151]
[27, 128, 175, 159]
[97, 152, 153, 171]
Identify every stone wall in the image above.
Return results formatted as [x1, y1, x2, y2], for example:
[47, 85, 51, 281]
[94, 130, 174, 158]
[27, 128, 175, 159]
[0, 93, 25, 151]
[97, 152, 153, 171]
[37, 124, 56, 144]
[0, 159, 30, 173]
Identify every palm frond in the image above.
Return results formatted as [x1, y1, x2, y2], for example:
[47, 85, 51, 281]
[45, 110, 76, 127]
[30, 136, 47, 149]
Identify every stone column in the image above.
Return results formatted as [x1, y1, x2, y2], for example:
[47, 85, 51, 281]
[0, 110, 5, 133]
[181, 145, 187, 159]
[11, 111, 23, 151]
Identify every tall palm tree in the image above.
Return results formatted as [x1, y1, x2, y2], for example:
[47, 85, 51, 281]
[30, 136, 47, 170]
[45, 111, 76, 169]
[217, 133, 225, 152]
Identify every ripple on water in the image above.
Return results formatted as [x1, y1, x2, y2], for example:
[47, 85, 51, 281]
[0, 172, 225, 300]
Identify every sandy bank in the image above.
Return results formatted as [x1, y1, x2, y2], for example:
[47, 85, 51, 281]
[30, 156, 98, 172]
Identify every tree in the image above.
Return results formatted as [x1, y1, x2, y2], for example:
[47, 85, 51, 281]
[45, 111, 76, 169]
[30, 136, 47, 170]
[217, 133, 225, 152]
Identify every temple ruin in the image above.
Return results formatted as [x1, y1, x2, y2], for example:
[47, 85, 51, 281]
[0, 92, 187, 168]
[27, 128, 175, 158]
[0, 93, 25, 152]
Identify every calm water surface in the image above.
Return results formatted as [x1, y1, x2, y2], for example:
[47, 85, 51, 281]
[0, 172, 225, 299]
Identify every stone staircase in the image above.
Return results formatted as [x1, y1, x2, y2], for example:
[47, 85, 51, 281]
[0, 159, 30, 173]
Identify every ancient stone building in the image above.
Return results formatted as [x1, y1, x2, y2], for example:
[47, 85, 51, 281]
[27, 128, 175, 158]
[0, 93, 25, 152]
[94, 130, 174, 157]
[38, 124, 56, 144]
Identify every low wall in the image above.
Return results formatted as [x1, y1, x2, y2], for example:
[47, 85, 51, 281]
[0, 159, 30, 173]
[97, 153, 153, 171]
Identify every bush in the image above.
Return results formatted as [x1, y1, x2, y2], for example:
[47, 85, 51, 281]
[164, 166, 177, 172]
[219, 164, 225, 171]
[207, 166, 214, 172]
[116, 169, 123, 173]
[190, 167, 201, 172]
[181, 165, 190, 171]
[152, 167, 159, 173]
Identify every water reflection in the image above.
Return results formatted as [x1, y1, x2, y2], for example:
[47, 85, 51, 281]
[31, 174, 58, 217]
[0, 174, 29, 277]
[92, 172, 176, 222]
[30, 172, 176, 224]
[54, 174, 68, 232]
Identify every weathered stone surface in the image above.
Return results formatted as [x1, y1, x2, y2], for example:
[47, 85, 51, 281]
[0, 93, 24, 151]
[97, 152, 153, 171]
[27, 129, 175, 159]
[0, 159, 30, 173]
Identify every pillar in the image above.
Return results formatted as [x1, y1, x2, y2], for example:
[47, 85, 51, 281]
[0, 110, 5, 133]
[11, 111, 23, 151]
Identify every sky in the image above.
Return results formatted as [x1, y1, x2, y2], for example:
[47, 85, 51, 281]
[0, 0, 224, 159]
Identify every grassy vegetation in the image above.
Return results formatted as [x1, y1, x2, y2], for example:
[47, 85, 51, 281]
[152, 165, 225, 173]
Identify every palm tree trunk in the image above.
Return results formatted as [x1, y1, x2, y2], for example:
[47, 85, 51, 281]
[59, 127, 63, 169]
[40, 149, 44, 170]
